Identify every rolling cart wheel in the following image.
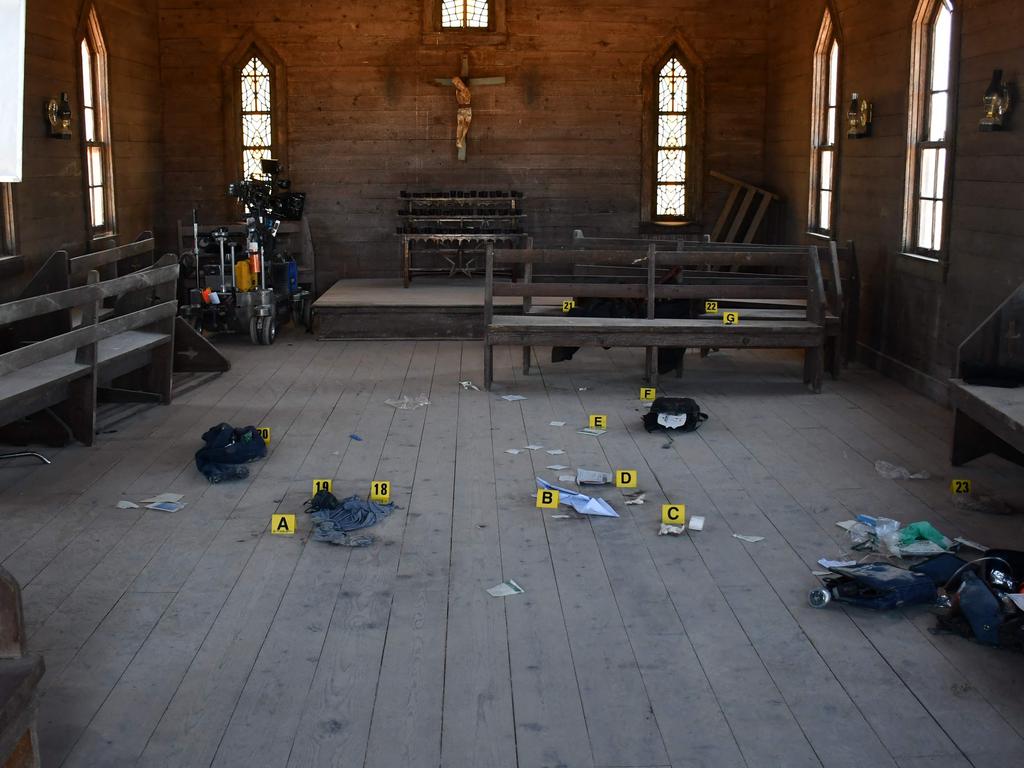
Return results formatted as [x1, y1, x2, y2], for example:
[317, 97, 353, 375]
[808, 588, 832, 609]
[258, 316, 276, 346]
[249, 317, 260, 345]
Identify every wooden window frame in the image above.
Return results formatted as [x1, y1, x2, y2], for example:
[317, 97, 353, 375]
[902, 0, 960, 263]
[422, 0, 507, 46]
[641, 31, 704, 228]
[808, 7, 842, 237]
[224, 33, 289, 187]
[76, 4, 117, 242]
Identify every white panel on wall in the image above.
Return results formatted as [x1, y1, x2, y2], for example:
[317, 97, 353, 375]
[0, 0, 26, 182]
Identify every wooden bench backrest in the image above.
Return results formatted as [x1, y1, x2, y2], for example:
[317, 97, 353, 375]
[486, 245, 826, 325]
[0, 566, 25, 658]
[69, 234, 157, 285]
[0, 256, 179, 376]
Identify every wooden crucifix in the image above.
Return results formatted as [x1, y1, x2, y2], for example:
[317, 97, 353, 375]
[434, 54, 506, 161]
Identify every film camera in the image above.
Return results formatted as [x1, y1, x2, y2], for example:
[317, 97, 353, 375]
[228, 158, 305, 222]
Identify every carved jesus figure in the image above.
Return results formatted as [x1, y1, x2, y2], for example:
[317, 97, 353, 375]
[452, 76, 473, 150]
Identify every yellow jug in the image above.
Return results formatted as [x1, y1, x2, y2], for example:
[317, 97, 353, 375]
[235, 261, 254, 292]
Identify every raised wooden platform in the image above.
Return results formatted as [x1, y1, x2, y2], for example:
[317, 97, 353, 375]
[314, 278, 565, 340]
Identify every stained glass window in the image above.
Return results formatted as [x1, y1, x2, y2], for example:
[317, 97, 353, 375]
[810, 12, 839, 234]
[655, 56, 688, 218]
[79, 8, 114, 238]
[909, 0, 954, 255]
[241, 56, 273, 180]
[441, 0, 489, 29]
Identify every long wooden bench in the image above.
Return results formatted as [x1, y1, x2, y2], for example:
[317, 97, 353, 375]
[1, 566, 44, 768]
[484, 244, 827, 391]
[949, 280, 1024, 468]
[0, 258, 178, 446]
[572, 233, 857, 376]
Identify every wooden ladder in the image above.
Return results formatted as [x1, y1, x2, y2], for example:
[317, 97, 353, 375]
[709, 171, 780, 243]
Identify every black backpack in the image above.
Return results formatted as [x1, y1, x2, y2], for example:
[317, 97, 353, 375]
[642, 397, 708, 433]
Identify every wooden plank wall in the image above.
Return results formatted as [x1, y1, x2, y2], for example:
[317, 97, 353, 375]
[4, 0, 163, 301]
[157, 1, 770, 289]
[764, 0, 1024, 401]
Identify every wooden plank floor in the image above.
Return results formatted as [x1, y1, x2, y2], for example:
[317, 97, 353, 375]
[4, 330, 1024, 768]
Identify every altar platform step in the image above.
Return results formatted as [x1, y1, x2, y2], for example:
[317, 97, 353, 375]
[313, 277, 564, 340]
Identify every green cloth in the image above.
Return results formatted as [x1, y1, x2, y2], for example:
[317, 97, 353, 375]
[898, 521, 951, 549]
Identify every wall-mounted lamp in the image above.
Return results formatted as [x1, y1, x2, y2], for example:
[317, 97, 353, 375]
[46, 92, 73, 140]
[847, 92, 872, 139]
[979, 69, 1012, 131]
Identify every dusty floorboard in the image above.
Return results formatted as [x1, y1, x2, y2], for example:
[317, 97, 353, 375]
[3, 330, 1024, 768]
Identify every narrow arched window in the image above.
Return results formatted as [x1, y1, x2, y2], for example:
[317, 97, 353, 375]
[78, 6, 115, 239]
[809, 11, 840, 235]
[241, 56, 273, 179]
[441, 0, 489, 29]
[655, 56, 689, 219]
[905, 0, 957, 259]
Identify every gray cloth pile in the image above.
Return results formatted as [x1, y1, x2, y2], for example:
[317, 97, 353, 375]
[304, 491, 393, 546]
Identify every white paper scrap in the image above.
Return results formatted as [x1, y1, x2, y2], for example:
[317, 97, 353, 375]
[577, 469, 612, 485]
[657, 413, 688, 429]
[547, 464, 569, 471]
[549, 421, 566, 427]
[146, 501, 186, 513]
[624, 494, 646, 506]
[505, 449, 523, 455]
[524, 445, 544, 451]
[659, 524, 686, 536]
[558, 475, 576, 483]
[501, 395, 527, 402]
[551, 514, 572, 520]
[141, 493, 184, 504]
[688, 516, 705, 531]
[487, 580, 525, 598]
[835, 520, 859, 531]
[817, 558, 857, 569]
[545, 449, 565, 455]
[459, 380, 480, 391]
[733, 534, 764, 543]
[954, 537, 988, 552]
[578, 427, 606, 436]
[116, 501, 139, 509]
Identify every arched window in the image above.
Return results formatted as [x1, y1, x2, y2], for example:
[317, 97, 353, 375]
[441, 0, 489, 28]
[642, 35, 703, 225]
[224, 34, 287, 187]
[904, 0, 957, 259]
[240, 56, 273, 179]
[809, 9, 840, 235]
[78, 6, 115, 239]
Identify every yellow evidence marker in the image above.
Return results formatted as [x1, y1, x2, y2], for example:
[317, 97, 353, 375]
[257, 427, 271, 445]
[313, 478, 333, 495]
[662, 504, 686, 525]
[950, 479, 972, 494]
[536, 489, 560, 509]
[705, 300, 719, 314]
[616, 470, 637, 489]
[271, 514, 296, 535]
[589, 414, 608, 430]
[562, 299, 576, 313]
[639, 387, 656, 401]
[370, 480, 391, 503]
[723, 311, 740, 325]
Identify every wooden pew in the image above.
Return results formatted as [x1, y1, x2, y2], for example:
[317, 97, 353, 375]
[949, 280, 1024, 468]
[0, 259, 178, 446]
[484, 245, 827, 391]
[571, 234, 855, 377]
[68, 232, 156, 287]
[0, 566, 45, 768]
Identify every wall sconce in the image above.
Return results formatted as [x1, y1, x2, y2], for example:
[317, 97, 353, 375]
[847, 92, 872, 139]
[46, 92, 73, 140]
[979, 69, 1012, 131]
